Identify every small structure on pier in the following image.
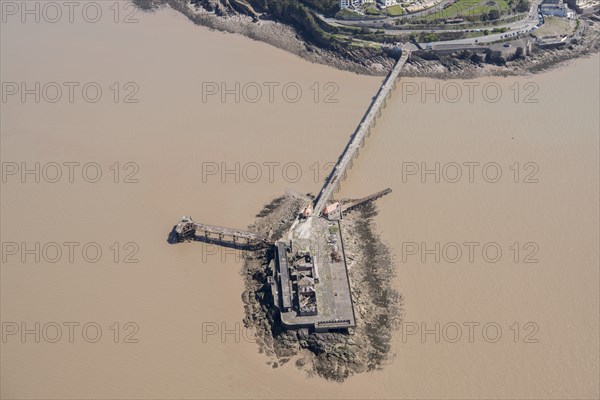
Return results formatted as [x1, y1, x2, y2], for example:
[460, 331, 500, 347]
[299, 202, 313, 219]
[322, 202, 341, 220]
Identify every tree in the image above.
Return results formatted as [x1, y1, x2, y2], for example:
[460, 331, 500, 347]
[470, 53, 483, 63]
[516, 0, 530, 12]
[419, 31, 438, 42]
[488, 9, 501, 20]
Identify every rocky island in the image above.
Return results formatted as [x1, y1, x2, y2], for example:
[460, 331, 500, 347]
[241, 195, 402, 381]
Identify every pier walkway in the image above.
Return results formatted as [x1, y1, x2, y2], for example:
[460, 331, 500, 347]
[313, 50, 410, 215]
[174, 216, 270, 246]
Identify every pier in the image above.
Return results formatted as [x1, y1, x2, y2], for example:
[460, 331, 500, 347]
[172, 50, 411, 332]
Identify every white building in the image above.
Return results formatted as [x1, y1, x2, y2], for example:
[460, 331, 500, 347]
[339, 0, 379, 9]
[540, 0, 576, 18]
[378, 0, 398, 6]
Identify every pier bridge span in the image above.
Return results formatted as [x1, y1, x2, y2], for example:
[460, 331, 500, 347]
[313, 50, 410, 215]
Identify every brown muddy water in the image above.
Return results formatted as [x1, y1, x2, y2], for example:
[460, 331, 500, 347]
[1, 2, 598, 399]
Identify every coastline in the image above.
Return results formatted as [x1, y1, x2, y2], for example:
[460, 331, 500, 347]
[135, 0, 396, 75]
[135, 0, 599, 78]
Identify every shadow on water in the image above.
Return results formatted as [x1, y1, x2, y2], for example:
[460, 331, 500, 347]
[166, 226, 269, 251]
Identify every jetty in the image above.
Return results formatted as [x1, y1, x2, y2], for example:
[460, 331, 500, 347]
[174, 216, 271, 247]
[341, 188, 392, 213]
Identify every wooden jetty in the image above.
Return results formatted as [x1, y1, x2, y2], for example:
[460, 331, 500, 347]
[174, 216, 271, 246]
[341, 188, 392, 213]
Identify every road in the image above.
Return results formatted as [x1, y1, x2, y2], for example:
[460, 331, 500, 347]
[424, 18, 540, 46]
[315, 0, 546, 45]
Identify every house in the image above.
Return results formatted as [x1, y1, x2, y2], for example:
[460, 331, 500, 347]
[322, 202, 340, 219]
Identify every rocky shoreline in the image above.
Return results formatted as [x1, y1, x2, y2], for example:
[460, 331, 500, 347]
[135, 0, 598, 78]
[240, 195, 402, 381]
[134, 0, 396, 75]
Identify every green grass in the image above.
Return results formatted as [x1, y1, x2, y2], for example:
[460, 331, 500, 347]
[470, 0, 508, 15]
[349, 38, 383, 50]
[365, 6, 382, 15]
[426, 0, 479, 20]
[331, 33, 350, 40]
[424, 0, 509, 21]
[534, 16, 575, 37]
[335, 8, 362, 19]
[386, 4, 404, 16]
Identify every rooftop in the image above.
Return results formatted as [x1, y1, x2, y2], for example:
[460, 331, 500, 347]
[272, 217, 356, 331]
